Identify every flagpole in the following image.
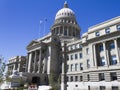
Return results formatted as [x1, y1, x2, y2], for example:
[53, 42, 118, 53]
[39, 20, 43, 38]
[43, 18, 47, 36]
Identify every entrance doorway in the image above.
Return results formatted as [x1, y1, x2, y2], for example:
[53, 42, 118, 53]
[32, 77, 40, 85]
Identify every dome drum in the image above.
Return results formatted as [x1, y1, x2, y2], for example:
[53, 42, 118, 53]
[51, 25, 80, 38]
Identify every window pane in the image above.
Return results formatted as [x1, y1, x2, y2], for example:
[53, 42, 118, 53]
[71, 64, 74, 71]
[105, 28, 110, 34]
[80, 76, 83, 81]
[100, 86, 106, 90]
[71, 76, 73, 82]
[87, 74, 90, 81]
[99, 44, 104, 51]
[80, 63, 83, 70]
[111, 55, 117, 65]
[110, 42, 115, 49]
[75, 63, 78, 71]
[75, 54, 78, 59]
[95, 32, 100, 36]
[71, 55, 73, 60]
[110, 72, 117, 81]
[75, 76, 78, 82]
[79, 53, 82, 59]
[101, 57, 105, 66]
[86, 48, 89, 54]
[112, 86, 118, 90]
[117, 24, 120, 30]
[99, 73, 105, 81]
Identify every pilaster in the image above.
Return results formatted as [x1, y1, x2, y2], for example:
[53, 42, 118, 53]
[114, 39, 120, 64]
[93, 44, 97, 67]
[103, 42, 108, 66]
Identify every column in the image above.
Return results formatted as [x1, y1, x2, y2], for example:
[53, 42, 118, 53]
[114, 39, 120, 64]
[33, 51, 37, 73]
[93, 44, 97, 67]
[13, 64, 15, 71]
[63, 26, 65, 36]
[17, 63, 20, 72]
[75, 28, 76, 37]
[58, 27, 60, 35]
[89, 44, 94, 68]
[28, 52, 32, 73]
[38, 48, 42, 73]
[67, 26, 69, 36]
[103, 42, 109, 66]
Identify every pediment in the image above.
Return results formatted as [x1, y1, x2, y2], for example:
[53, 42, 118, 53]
[27, 40, 39, 48]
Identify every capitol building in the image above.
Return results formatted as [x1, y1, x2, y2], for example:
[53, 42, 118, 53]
[7, 1, 120, 90]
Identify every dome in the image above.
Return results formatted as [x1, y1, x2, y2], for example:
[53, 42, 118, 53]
[55, 1, 75, 20]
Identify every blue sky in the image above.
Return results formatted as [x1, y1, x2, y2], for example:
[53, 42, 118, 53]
[0, 0, 120, 61]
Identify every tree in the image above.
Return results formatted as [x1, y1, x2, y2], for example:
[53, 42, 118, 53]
[0, 55, 6, 83]
[49, 73, 61, 90]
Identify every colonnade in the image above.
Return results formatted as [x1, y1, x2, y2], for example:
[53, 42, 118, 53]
[27, 48, 47, 73]
[52, 26, 80, 38]
[93, 38, 120, 67]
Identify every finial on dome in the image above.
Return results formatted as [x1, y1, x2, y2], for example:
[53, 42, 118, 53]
[64, 1, 68, 8]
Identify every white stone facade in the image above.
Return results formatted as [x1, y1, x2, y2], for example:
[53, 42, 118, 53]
[65, 16, 120, 90]
[7, 56, 26, 75]
[7, 2, 120, 90]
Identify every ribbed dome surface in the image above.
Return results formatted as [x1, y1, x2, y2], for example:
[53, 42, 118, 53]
[55, 1, 75, 20]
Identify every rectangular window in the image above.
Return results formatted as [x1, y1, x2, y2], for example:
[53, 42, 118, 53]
[111, 55, 117, 65]
[71, 64, 74, 71]
[71, 55, 73, 60]
[80, 76, 83, 81]
[75, 63, 78, 71]
[95, 31, 100, 36]
[70, 76, 73, 82]
[75, 76, 78, 82]
[87, 59, 90, 68]
[100, 57, 106, 66]
[67, 55, 69, 60]
[67, 65, 69, 72]
[79, 53, 82, 59]
[67, 76, 69, 82]
[100, 86, 106, 90]
[112, 86, 119, 90]
[110, 72, 117, 81]
[116, 24, 120, 31]
[110, 42, 115, 50]
[79, 45, 82, 48]
[99, 44, 104, 51]
[64, 29, 67, 35]
[75, 54, 78, 59]
[87, 74, 90, 81]
[105, 27, 110, 34]
[80, 63, 83, 70]
[86, 48, 89, 55]
[99, 73, 105, 81]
